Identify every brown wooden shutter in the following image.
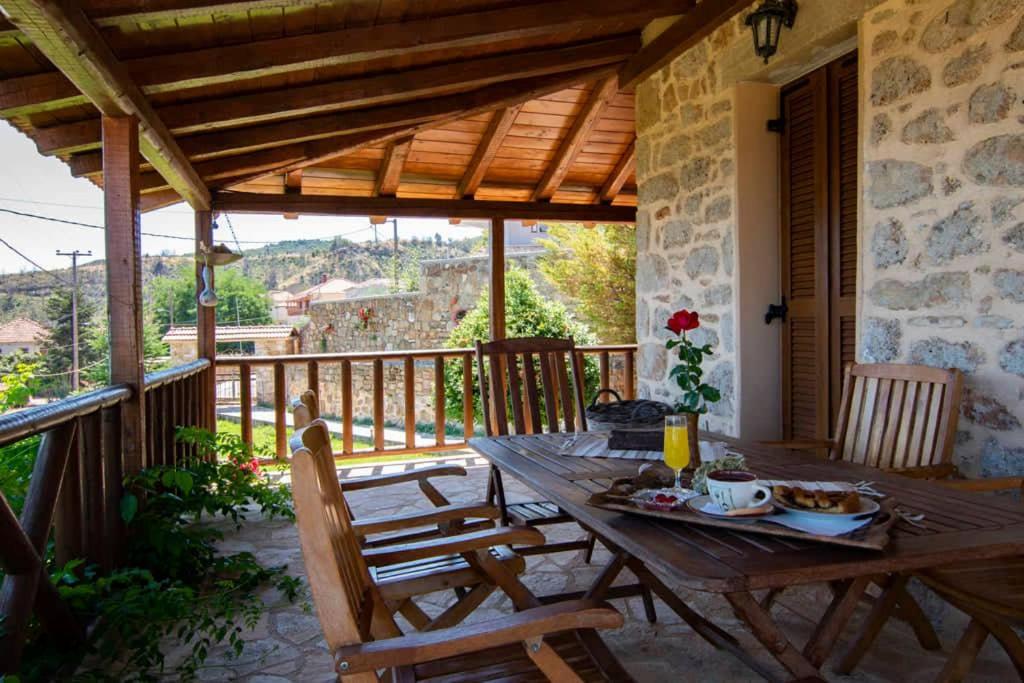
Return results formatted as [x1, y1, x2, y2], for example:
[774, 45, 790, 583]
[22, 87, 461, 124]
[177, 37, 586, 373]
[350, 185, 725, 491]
[829, 53, 859, 429]
[780, 69, 830, 441]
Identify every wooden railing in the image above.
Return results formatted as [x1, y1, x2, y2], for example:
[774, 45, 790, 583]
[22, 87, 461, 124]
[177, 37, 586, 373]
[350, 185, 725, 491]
[216, 345, 636, 459]
[0, 359, 211, 673]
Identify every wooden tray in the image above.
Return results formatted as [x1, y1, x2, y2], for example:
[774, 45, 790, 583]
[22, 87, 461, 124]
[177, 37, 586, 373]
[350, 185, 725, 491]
[587, 481, 898, 551]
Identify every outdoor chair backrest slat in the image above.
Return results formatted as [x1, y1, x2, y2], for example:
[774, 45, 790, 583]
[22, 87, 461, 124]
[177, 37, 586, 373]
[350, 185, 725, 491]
[475, 337, 588, 436]
[832, 363, 963, 469]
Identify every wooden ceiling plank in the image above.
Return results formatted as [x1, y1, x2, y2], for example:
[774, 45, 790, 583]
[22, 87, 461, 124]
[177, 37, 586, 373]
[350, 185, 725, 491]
[212, 191, 636, 223]
[88, 0, 326, 27]
[2, 0, 210, 210]
[35, 37, 637, 155]
[456, 104, 522, 199]
[0, 0, 687, 115]
[532, 75, 618, 201]
[619, 0, 749, 90]
[598, 140, 635, 204]
[373, 136, 414, 196]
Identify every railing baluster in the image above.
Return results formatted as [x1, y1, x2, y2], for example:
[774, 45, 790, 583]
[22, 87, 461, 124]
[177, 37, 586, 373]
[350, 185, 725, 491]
[462, 354, 474, 443]
[341, 360, 354, 455]
[434, 355, 446, 447]
[54, 420, 84, 567]
[80, 412, 104, 567]
[307, 360, 319, 394]
[624, 349, 635, 400]
[101, 404, 123, 570]
[403, 356, 415, 449]
[240, 364, 253, 448]
[273, 362, 287, 460]
[599, 351, 610, 400]
[373, 359, 385, 452]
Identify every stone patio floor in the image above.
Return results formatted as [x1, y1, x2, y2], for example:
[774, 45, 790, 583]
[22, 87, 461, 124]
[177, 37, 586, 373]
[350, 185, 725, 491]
[165, 452, 1017, 682]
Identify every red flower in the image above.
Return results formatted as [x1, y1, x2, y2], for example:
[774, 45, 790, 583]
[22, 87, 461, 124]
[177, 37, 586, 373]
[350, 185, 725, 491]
[666, 309, 700, 334]
[241, 458, 261, 475]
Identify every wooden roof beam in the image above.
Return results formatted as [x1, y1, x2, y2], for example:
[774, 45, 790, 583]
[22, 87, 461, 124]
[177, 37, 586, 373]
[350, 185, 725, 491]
[0, 0, 686, 116]
[1, 0, 210, 210]
[598, 141, 636, 204]
[374, 137, 414, 197]
[212, 192, 636, 223]
[35, 37, 637, 156]
[456, 105, 522, 199]
[283, 169, 302, 219]
[619, 0, 749, 90]
[532, 76, 618, 202]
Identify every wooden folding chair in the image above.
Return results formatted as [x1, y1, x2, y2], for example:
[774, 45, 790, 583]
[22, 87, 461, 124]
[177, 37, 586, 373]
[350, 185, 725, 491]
[836, 478, 1024, 679]
[289, 420, 635, 681]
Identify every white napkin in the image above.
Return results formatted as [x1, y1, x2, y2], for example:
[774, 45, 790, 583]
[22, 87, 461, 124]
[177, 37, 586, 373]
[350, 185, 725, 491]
[698, 501, 872, 537]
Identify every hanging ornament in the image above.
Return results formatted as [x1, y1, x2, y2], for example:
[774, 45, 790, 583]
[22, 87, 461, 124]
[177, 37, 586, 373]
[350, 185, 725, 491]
[198, 255, 218, 308]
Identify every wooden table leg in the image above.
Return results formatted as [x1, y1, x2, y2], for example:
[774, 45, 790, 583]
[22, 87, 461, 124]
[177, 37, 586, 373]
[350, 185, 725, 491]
[803, 576, 871, 667]
[725, 591, 822, 681]
[836, 574, 909, 674]
[893, 583, 941, 651]
[938, 618, 988, 683]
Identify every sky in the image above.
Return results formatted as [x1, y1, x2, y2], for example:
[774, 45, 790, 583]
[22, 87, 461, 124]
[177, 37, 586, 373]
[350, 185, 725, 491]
[0, 122, 485, 275]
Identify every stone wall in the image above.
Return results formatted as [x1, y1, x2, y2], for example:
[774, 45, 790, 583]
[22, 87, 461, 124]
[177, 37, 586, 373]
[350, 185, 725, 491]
[635, 0, 1024, 471]
[860, 0, 1024, 476]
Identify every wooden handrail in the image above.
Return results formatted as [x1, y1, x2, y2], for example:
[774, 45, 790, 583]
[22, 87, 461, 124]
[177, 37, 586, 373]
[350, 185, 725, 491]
[214, 344, 637, 366]
[0, 385, 131, 448]
[144, 358, 211, 389]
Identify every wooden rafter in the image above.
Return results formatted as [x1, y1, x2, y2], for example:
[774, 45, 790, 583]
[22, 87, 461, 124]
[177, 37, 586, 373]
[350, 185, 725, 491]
[456, 105, 522, 199]
[212, 192, 636, 223]
[36, 37, 636, 157]
[0, 0, 684, 116]
[598, 141, 636, 204]
[2, 0, 211, 210]
[374, 137, 414, 197]
[532, 76, 618, 201]
[283, 169, 302, 219]
[619, 0, 749, 89]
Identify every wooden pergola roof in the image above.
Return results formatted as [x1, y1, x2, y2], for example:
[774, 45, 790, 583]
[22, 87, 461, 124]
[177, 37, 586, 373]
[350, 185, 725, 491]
[0, 0, 749, 221]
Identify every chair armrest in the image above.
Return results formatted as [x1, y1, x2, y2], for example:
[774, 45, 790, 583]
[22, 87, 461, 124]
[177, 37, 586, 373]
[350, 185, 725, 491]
[342, 464, 466, 491]
[362, 526, 545, 566]
[757, 439, 835, 451]
[934, 477, 1023, 492]
[352, 503, 500, 537]
[886, 463, 959, 479]
[334, 599, 622, 674]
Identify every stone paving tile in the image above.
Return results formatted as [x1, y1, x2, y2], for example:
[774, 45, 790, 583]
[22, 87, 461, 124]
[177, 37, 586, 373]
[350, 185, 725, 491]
[160, 457, 1017, 682]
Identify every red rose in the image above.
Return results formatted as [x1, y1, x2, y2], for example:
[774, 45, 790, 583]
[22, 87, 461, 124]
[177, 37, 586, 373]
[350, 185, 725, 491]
[666, 309, 700, 334]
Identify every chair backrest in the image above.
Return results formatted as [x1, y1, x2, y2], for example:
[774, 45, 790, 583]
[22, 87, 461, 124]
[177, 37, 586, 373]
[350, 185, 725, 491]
[831, 362, 963, 469]
[291, 390, 320, 428]
[289, 418, 399, 654]
[475, 336, 588, 436]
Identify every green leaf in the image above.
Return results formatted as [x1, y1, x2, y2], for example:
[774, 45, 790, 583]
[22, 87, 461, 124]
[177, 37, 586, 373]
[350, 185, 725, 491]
[161, 471, 177, 489]
[120, 493, 139, 523]
[700, 385, 722, 402]
[669, 365, 686, 378]
[174, 471, 194, 495]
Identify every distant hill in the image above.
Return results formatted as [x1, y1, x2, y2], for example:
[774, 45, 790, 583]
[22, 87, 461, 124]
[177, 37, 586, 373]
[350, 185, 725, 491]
[0, 235, 483, 326]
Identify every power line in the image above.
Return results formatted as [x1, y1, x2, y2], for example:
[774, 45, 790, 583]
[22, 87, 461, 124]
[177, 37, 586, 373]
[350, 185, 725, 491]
[0, 236, 72, 287]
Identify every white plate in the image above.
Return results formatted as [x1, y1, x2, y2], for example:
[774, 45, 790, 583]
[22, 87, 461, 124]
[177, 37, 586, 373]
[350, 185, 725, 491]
[774, 495, 880, 522]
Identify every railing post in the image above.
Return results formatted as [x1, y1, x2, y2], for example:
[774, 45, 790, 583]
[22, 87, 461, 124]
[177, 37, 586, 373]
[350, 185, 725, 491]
[373, 359, 385, 452]
[53, 422, 84, 568]
[599, 351, 610, 400]
[195, 209, 216, 433]
[403, 356, 415, 449]
[273, 362, 287, 460]
[240, 363, 253, 448]
[80, 412, 104, 567]
[462, 355, 474, 442]
[101, 404, 123, 570]
[102, 115, 146, 474]
[307, 360, 319, 395]
[341, 360, 354, 454]
[624, 349, 635, 400]
[434, 356, 446, 447]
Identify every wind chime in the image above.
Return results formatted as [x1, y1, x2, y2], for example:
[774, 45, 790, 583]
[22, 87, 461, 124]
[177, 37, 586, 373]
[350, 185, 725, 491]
[197, 213, 245, 308]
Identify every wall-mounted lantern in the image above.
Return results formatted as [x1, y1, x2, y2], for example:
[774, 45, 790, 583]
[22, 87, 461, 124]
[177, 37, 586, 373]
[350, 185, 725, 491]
[745, 0, 798, 64]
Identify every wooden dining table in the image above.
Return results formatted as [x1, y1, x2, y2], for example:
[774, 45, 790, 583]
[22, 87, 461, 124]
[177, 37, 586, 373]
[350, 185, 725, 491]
[469, 432, 1024, 682]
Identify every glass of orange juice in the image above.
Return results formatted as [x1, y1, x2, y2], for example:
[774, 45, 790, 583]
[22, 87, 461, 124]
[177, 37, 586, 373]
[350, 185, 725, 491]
[664, 414, 691, 490]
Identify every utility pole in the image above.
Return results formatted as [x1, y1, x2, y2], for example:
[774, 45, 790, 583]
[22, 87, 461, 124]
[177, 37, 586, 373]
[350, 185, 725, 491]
[56, 249, 92, 392]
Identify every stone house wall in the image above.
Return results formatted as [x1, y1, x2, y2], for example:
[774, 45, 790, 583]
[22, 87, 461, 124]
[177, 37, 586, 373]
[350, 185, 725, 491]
[635, 0, 1024, 474]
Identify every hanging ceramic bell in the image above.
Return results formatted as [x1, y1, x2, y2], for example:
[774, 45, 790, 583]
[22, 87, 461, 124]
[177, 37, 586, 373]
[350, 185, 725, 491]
[198, 262, 218, 308]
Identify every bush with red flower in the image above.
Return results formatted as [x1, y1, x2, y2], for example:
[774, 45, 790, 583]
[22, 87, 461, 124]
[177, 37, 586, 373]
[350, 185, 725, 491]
[665, 309, 721, 414]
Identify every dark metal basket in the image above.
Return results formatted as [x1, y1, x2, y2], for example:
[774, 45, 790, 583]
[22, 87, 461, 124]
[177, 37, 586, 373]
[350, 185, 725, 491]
[585, 389, 674, 431]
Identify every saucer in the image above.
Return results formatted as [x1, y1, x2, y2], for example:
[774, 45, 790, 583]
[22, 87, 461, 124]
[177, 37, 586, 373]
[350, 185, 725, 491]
[686, 494, 775, 520]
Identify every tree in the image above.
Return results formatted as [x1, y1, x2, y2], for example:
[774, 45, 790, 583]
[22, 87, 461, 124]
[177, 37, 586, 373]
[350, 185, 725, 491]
[149, 264, 272, 334]
[442, 266, 598, 422]
[38, 289, 103, 395]
[83, 318, 170, 386]
[537, 223, 636, 343]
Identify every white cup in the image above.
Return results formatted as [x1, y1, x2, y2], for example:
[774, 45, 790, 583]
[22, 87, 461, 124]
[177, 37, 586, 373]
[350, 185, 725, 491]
[707, 470, 772, 511]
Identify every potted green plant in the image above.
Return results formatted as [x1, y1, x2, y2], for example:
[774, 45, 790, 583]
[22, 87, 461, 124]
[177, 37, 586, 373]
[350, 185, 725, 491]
[665, 309, 721, 467]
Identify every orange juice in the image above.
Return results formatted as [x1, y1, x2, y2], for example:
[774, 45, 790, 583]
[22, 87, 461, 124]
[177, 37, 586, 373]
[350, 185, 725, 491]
[664, 424, 691, 472]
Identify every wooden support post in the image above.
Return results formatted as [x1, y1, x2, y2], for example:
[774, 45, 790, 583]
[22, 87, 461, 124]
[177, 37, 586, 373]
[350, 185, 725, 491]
[404, 356, 416, 449]
[489, 218, 506, 341]
[307, 360, 319, 395]
[273, 362, 287, 460]
[434, 356, 446, 447]
[195, 210, 216, 432]
[462, 355, 474, 441]
[102, 116, 146, 474]
[599, 351, 610, 398]
[341, 360, 354, 454]
[624, 349, 635, 400]
[239, 364, 253, 447]
[373, 359, 385, 451]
